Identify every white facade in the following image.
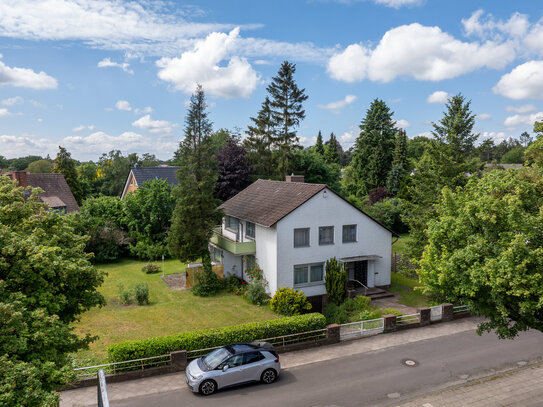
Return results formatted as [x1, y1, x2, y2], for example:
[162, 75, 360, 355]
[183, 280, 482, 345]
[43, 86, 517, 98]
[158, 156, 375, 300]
[211, 187, 393, 298]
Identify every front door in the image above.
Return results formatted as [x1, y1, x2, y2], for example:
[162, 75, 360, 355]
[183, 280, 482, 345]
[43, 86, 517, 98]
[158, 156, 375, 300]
[353, 261, 368, 286]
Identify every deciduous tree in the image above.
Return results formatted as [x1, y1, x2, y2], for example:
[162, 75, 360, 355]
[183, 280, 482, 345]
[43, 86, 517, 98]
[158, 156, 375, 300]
[215, 138, 252, 201]
[53, 146, 84, 204]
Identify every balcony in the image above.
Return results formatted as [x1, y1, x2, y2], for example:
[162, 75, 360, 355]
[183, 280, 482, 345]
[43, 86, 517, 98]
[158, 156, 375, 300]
[210, 227, 256, 255]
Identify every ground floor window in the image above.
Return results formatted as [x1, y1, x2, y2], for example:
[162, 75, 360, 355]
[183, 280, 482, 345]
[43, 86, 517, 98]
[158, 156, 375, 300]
[294, 263, 324, 286]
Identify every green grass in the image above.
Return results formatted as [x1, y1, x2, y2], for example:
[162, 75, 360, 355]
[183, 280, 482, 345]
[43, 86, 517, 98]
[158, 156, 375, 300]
[73, 259, 278, 366]
[390, 272, 430, 308]
[392, 233, 412, 256]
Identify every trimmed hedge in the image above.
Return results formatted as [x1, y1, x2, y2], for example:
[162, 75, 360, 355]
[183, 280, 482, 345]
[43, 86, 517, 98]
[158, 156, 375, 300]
[107, 313, 327, 363]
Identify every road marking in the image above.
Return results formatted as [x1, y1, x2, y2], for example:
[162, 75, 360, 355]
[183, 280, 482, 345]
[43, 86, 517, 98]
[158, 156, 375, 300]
[387, 392, 401, 399]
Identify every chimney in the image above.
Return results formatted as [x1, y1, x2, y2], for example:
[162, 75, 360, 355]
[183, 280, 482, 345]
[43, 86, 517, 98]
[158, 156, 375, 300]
[285, 174, 304, 183]
[13, 171, 28, 187]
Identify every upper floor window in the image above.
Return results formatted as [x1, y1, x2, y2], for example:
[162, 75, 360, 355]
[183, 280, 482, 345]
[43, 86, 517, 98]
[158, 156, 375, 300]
[343, 224, 357, 243]
[294, 228, 310, 248]
[319, 226, 334, 245]
[225, 216, 238, 232]
[246, 221, 255, 238]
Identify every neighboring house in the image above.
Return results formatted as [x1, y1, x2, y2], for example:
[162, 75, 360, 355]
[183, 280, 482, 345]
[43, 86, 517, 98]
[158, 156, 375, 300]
[210, 175, 397, 311]
[5, 171, 79, 213]
[121, 164, 180, 199]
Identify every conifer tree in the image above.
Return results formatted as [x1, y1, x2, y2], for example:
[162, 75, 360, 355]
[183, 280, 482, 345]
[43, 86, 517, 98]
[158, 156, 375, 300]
[347, 99, 397, 197]
[315, 131, 325, 156]
[53, 146, 84, 204]
[324, 132, 341, 165]
[169, 85, 221, 290]
[386, 129, 409, 195]
[245, 97, 276, 178]
[267, 61, 308, 176]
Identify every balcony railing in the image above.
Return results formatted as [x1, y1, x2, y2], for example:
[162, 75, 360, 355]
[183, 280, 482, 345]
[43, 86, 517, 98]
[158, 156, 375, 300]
[210, 227, 256, 255]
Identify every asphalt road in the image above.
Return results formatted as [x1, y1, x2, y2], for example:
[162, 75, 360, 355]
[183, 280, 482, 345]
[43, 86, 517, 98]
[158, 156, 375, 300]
[113, 329, 543, 407]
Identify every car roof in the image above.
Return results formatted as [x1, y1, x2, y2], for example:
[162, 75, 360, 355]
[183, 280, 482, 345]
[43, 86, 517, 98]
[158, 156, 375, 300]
[225, 342, 275, 354]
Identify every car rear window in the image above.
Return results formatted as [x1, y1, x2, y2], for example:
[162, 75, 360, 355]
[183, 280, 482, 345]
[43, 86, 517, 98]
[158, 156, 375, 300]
[243, 351, 265, 365]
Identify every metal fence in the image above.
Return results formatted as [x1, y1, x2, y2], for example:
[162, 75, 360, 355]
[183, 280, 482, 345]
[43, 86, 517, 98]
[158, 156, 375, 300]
[396, 313, 421, 325]
[340, 318, 384, 339]
[453, 305, 469, 314]
[74, 354, 171, 379]
[97, 369, 109, 407]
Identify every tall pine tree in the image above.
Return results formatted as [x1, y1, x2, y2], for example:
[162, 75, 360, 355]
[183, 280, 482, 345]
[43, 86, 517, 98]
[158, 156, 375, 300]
[169, 85, 221, 282]
[245, 96, 276, 178]
[267, 61, 308, 176]
[324, 132, 341, 165]
[315, 131, 325, 156]
[386, 129, 408, 195]
[53, 146, 84, 204]
[347, 99, 397, 197]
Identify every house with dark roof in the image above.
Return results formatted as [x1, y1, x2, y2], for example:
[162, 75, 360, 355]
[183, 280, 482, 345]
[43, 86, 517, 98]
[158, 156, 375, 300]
[120, 165, 180, 199]
[210, 175, 397, 310]
[6, 171, 79, 213]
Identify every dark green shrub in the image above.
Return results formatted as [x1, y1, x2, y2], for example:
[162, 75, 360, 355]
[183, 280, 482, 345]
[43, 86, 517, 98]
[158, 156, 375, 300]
[191, 256, 222, 297]
[325, 303, 349, 324]
[134, 283, 150, 305]
[141, 263, 160, 274]
[381, 307, 402, 317]
[118, 284, 132, 305]
[130, 240, 169, 261]
[325, 257, 347, 305]
[358, 310, 380, 321]
[107, 313, 326, 362]
[353, 295, 371, 310]
[270, 287, 311, 316]
[247, 281, 268, 305]
[223, 275, 243, 292]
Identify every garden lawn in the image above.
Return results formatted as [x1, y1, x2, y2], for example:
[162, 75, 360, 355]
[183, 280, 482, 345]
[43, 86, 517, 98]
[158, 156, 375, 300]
[392, 233, 412, 256]
[390, 272, 431, 308]
[73, 259, 278, 366]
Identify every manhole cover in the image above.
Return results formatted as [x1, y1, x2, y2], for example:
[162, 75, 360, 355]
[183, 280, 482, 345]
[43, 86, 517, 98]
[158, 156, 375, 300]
[402, 359, 419, 367]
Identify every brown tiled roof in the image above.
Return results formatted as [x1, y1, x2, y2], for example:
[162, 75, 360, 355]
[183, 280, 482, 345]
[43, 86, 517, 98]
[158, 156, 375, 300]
[218, 179, 325, 227]
[27, 173, 79, 213]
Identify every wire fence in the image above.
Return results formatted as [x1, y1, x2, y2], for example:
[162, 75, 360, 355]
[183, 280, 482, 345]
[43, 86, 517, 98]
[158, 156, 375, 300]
[74, 354, 171, 379]
[396, 313, 421, 325]
[340, 318, 385, 339]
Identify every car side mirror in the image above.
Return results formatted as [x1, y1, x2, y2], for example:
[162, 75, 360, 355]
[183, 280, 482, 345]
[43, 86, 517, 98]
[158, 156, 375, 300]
[222, 365, 229, 372]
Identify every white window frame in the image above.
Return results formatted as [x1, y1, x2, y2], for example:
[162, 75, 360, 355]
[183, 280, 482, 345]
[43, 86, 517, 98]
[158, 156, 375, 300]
[342, 224, 357, 243]
[293, 228, 310, 248]
[246, 221, 255, 239]
[318, 226, 334, 245]
[293, 262, 325, 287]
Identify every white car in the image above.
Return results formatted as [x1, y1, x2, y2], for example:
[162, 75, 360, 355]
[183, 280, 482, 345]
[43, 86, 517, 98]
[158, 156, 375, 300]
[185, 342, 280, 395]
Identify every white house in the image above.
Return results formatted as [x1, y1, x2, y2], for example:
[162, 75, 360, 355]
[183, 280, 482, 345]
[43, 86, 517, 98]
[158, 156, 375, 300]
[209, 176, 397, 311]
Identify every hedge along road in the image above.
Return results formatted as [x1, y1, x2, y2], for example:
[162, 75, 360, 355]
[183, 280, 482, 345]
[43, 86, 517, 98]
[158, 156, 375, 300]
[112, 328, 543, 407]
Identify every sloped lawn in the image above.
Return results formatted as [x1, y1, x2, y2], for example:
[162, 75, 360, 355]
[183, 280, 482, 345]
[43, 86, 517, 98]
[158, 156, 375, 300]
[73, 259, 278, 366]
[390, 272, 431, 308]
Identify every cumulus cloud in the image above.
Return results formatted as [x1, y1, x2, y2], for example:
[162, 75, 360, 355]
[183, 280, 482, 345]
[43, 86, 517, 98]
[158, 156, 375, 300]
[97, 57, 133, 74]
[478, 113, 492, 120]
[1, 96, 23, 106]
[493, 61, 543, 100]
[132, 115, 176, 136]
[506, 104, 537, 113]
[0, 133, 56, 157]
[327, 23, 515, 83]
[373, 0, 422, 8]
[427, 91, 449, 103]
[318, 95, 357, 113]
[0, 56, 57, 89]
[480, 131, 509, 144]
[462, 10, 530, 40]
[156, 28, 260, 98]
[417, 132, 433, 138]
[504, 112, 543, 127]
[115, 100, 132, 111]
[0, 108, 12, 117]
[395, 119, 411, 129]
[134, 106, 153, 115]
[340, 129, 357, 146]
[72, 125, 96, 132]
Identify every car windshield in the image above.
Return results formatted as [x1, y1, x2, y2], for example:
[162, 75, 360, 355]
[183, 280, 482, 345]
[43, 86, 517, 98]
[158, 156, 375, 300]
[202, 348, 232, 370]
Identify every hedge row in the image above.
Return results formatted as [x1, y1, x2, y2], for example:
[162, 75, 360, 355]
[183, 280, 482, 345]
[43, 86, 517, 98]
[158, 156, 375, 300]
[107, 313, 327, 363]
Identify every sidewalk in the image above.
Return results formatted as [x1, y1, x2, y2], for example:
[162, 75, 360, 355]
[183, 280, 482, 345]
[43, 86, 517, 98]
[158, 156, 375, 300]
[61, 317, 482, 406]
[394, 362, 543, 407]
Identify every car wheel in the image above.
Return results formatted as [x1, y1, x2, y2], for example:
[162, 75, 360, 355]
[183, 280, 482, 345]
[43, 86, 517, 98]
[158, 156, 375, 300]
[261, 368, 277, 384]
[199, 379, 217, 396]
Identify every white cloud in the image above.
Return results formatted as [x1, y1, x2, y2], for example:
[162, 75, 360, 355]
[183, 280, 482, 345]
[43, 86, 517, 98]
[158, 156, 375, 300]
[72, 125, 85, 132]
[0, 56, 57, 89]
[395, 119, 411, 129]
[493, 61, 543, 100]
[478, 113, 492, 120]
[0, 108, 12, 117]
[299, 135, 317, 147]
[134, 106, 153, 115]
[416, 132, 433, 138]
[340, 129, 357, 145]
[1, 96, 23, 106]
[504, 112, 543, 127]
[0, 133, 56, 157]
[506, 104, 537, 113]
[427, 91, 449, 103]
[327, 23, 514, 83]
[157, 28, 260, 98]
[318, 95, 357, 113]
[462, 10, 530, 40]
[37, 118, 43, 122]
[97, 57, 133, 74]
[132, 115, 176, 136]
[28, 99, 46, 108]
[480, 131, 508, 144]
[373, 0, 422, 8]
[115, 100, 132, 111]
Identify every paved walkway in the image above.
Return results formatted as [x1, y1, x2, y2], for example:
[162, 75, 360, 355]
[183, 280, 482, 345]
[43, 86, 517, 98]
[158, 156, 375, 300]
[394, 362, 543, 407]
[60, 317, 481, 406]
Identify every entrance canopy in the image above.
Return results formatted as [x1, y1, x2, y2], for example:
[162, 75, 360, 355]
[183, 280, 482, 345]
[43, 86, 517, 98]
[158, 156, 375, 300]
[339, 255, 382, 262]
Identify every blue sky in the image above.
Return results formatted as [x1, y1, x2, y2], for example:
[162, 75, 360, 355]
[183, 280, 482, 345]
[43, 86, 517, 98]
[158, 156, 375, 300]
[0, 0, 542, 161]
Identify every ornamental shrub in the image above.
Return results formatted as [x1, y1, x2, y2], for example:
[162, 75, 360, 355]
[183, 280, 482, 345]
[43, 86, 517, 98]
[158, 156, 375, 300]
[191, 256, 223, 297]
[325, 257, 347, 305]
[134, 283, 150, 305]
[117, 284, 133, 305]
[247, 281, 268, 305]
[107, 313, 326, 363]
[270, 287, 311, 316]
[141, 263, 160, 274]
